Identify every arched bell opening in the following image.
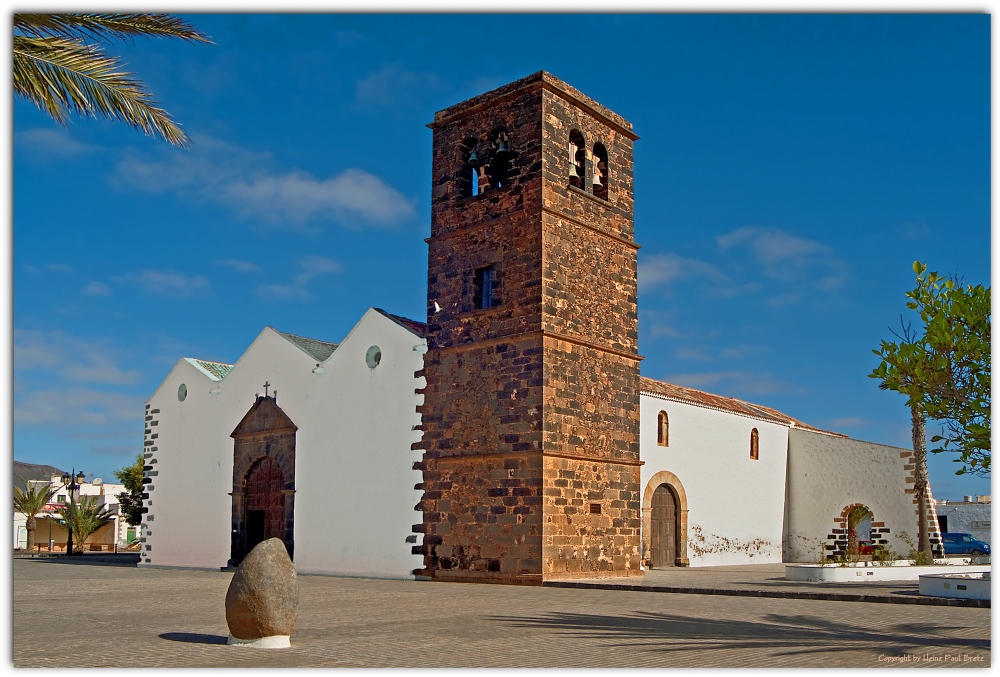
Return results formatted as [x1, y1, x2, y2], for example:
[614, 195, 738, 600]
[459, 136, 482, 197]
[592, 142, 609, 199]
[568, 129, 585, 189]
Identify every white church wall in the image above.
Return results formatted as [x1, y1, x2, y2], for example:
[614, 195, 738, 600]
[640, 394, 789, 567]
[783, 428, 917, 562]
[141, 309, 424, 578]
[142, 356, 252, 569]
[292, 309, 425, 578]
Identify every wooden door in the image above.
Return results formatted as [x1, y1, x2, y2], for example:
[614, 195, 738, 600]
[245, 457, 285, 553]
[651, 484, 676, 567]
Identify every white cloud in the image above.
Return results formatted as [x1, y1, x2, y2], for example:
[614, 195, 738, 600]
[83, 281, 112, 297]
[638, 253, 728, 292]
[118, 270, 209, 298]
[256, 256, 340, 301]
[113, 134, 414, 229]
[356, 64, 445, 106]
[15, 388, 139, 427]
[221, 168, 413, 226]
[674, 346, 713, 361]
[14, 329, 141, 385]
[717, 226, 828, 266]
[90, 444, 138, 457]
[217, 259, 261, 273]
[715, 226, 848, 291]
[45, 263, 73, 273]
[663, 370, 798, 396]
[830, 416, 867, 428]
[16, 127, 98, 158]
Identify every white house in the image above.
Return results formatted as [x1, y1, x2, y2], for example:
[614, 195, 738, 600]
[13, 475, 132, 551]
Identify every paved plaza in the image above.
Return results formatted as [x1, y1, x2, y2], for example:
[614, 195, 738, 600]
[13, 559, 990, 668]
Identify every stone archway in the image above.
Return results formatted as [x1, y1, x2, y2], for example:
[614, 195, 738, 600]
[229, 394, 297, 567]
[642, 471, 690, 567]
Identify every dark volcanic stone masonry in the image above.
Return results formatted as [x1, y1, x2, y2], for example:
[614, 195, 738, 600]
[413, 72, 643, 584]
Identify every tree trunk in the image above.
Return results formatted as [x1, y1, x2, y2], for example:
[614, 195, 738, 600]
[911, 405, 933, 563]
[25, 517, 36, 551]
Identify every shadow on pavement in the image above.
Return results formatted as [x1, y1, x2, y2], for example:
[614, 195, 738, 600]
[159, 633, 228, 645]
[488, 611, 989, 657]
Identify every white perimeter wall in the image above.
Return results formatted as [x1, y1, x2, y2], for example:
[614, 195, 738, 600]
[141, 309, 424, 578]
[639, 394, 789, 567]
[784, 428, 917, 562]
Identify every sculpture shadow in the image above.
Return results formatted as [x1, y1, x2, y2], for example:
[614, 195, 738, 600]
[487, 611, 989, 657]
[159, 632, 228, 645]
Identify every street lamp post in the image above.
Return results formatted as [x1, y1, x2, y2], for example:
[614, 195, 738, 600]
[60, 469, 86, 556]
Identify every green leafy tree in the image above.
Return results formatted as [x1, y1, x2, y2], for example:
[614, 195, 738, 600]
[871, 261, 991, 563]
[14, 13, 210, 147]
[13, 478, 60, 551]
[113, 453, 145, 527]
[872, 262, 991, 476]
[57, 495, 113, 550]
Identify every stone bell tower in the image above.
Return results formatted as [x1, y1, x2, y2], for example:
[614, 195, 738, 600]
[413, 71, 642, 583]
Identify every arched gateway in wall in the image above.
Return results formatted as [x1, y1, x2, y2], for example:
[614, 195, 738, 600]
[229, 393, 296, 567]
[643, 471, 689, 567]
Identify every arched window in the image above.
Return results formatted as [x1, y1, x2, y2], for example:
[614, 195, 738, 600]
[459, 137, 481, 198]
[485, 128, 511, 190]
[568, 129, 585, 189]
[750, 428, 759, 460]
[592, 142, 609, 200]
[657, 411, 669, 447]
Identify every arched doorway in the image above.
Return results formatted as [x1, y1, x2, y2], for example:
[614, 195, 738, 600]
[244, 457, 286, 553]
[651, 484, 679, 567]
[642, 470, 690, 567]
[230, 393, 297, 567]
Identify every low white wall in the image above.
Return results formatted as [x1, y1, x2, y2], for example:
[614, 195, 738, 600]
[640, 394, 789, 567]
[141, 309, 424, 578]
[784, 428, 917, 563]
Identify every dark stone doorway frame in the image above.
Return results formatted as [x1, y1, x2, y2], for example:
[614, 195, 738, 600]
[229, 395, 297, 567]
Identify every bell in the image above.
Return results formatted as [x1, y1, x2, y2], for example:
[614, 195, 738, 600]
[467, 149, 479, 165]
[592, 170, 602, 187]
[496, 139, 509, 156]
[568, 163, 580, 179]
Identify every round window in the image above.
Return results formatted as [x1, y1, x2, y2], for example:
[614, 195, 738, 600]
[177, 383, 187, 402]
[365, 345, 382, 369]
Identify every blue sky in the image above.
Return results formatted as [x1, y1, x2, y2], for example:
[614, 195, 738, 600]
[12, 14, 990, 500]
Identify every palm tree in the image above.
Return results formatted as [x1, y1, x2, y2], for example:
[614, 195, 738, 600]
[846, 505, 872, 559]
[14, 13, 211, 148]
[57, 495, 114, 552]
[13, 478, 60, 551]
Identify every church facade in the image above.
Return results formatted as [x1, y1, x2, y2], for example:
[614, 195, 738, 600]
[139, 72, 938, 580]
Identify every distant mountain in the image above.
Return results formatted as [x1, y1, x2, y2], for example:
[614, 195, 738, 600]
[14, 461, 66, 491]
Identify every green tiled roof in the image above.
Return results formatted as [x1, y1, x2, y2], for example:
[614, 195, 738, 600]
[275, 330, 338, 362]
[185, 358, 234, 381]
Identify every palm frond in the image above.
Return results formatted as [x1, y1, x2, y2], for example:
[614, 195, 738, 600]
[13, 479, 60, 518]
[14, 13, 211, 44]
[14, 34, 191, 147]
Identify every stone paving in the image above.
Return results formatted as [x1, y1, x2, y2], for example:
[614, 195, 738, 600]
[13, 559, 990, 668]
